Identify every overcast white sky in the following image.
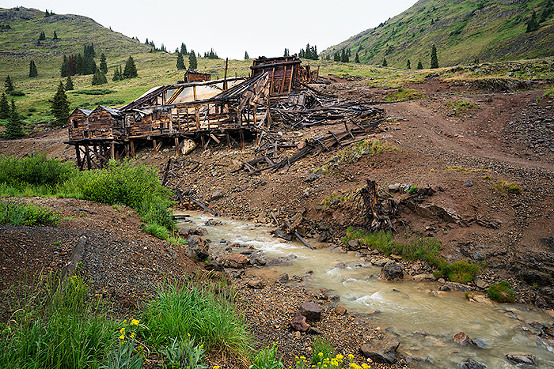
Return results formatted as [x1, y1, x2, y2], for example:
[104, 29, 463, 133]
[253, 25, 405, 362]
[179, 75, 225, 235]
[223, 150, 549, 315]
[3, 0, 419, 59]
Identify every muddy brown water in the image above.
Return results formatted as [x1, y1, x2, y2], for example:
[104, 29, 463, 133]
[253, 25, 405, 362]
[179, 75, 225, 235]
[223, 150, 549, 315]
[177, 212, 554, 368]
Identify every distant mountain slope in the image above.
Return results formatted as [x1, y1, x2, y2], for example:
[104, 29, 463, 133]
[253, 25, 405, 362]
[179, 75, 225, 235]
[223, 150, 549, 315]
[322, 0, 554, 67]
[0, 7, 149, 58]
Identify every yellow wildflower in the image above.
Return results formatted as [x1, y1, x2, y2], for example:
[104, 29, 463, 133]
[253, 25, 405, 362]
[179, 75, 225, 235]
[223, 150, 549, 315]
[130, 319, 140, 326]
[119, 334, 124, 340]
[213, 366, 220, 369]
[318, 352, 324, 357]
[361, 364, 370, 369]
[130, 332, 135, 338]
[119, 327, 125, 334]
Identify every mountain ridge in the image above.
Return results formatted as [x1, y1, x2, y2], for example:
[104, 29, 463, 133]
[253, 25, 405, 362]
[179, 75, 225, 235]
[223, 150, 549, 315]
[322, 0, 554, 67]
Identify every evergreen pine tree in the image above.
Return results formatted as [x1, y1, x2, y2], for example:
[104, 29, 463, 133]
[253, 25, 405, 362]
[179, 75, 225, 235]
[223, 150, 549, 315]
[112, 66, 122, 81]
[527, 11, 540, 32]
[244, 51, 249, 59]
[65, 75, 74, 91]
[60, 55, 68, 77]
[340, 49, 349, 63]
[67, 55, 77, 76]
[430, 44, 439, 69]
[417, 60, 423, 69]
[540, 0, 553, 22]
[5, 99, 24, 138]
[51, 81, 70, 126]
[325, 54, 330, 61]
[38, 31, 46, 41]
[0, 93, 9, 119]
[123, 56, 138, 78]
[99, 53, 108, 73]
[29, 60, 38, 77]
[284, 48, 290, 57]
[176, 52, 186, 70]
[180, 43, 187, 55]
[406, 59, 411, 69]
[382, 58, 388, 67]
[75, 54, 84, 74]
[189, 51, 198, 69]
[53, 30, 58, 40]
[92, 70, 107, 85]
[4, 76, 14, 92]
[354, 53, 360, 63]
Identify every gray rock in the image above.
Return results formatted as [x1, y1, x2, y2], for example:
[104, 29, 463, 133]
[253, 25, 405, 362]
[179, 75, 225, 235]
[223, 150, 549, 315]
[249, 251, 267, 266]
[272, 229, 293, 241]
[505, 354, 536, 365]
[210, 190, 224, 201]
[204, 219, 223, 226]
[277, 273, 289, 283]
[221, 254, 249, 268]
[459, 358, 487, 369]
[454, 332, 471, 345]
[305, 173, 319, 182]
[359, 335, 400, 363]
[373, 257, 392, 267]
[464, 180, 474, 187]
[347, 239, 361, 250]
[185, 235, 209, 261]
[299, 301, 322, 321]
[380, 262, 404, 281]
[474, 278, 489, 289]
[388, 183, 401, 192]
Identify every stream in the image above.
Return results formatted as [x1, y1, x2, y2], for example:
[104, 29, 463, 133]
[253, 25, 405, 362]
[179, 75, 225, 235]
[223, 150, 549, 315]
[177, 212, 554, 369]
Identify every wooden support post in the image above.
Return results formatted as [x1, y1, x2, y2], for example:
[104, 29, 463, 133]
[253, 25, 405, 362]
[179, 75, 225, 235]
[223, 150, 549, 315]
[75, 144, 81, 169]
[153, 139, 158, 155]
[226, 133, 231, 151]
[110, 142, 115, 160]
[195, 107, 200, 130]
[270, 67, 275, 94]
[129, 140, 135, 158]
[280, 66, 287, 94]
[201, 134, 206, 150]
[175, 137, 180, 157]
[252, 104, 257, 127]
[84, 144, 92, 170]
[193, 86, 197, 101]
[240, 129, 245, 151]
[223, 58, 228, 90]
[288, 66, 294, 92]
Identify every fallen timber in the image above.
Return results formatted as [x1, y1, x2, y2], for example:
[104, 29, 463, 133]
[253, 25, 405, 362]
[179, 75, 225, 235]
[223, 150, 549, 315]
[237, 118, 383, 175]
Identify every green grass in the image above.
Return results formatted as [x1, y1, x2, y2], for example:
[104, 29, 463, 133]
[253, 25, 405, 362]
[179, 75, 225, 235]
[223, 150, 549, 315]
[343, 227, 482, 283]
[0, 201, 59, 226]
[437, 260, 481, 284]
[487, 280, 515, 302]
[494, 180, 523, 196]
[0, 274, 118, 369]
[141, 280, 252, 361]
[311, 337, 335, 366]
[384, 87, 427, 102]
[445, 100, 477, 116]
[0, 155, 175, 238]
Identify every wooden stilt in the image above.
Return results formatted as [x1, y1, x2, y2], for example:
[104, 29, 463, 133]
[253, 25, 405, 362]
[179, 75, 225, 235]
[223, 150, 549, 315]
[201, 135, 206, 150]
[130, 140, 135, 158]
[153, 139, 158, 155]
[175, 137, 180, 156]
[240, 129, 245, 151]
[75, 144, 81, 169]
[226, 133, 230, 151]
[84, 144, 92, 170]
[110, 142, 115, 160]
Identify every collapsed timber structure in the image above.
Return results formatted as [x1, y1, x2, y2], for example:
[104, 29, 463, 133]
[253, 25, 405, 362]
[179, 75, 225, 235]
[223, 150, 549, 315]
[66, 56, 381, 170]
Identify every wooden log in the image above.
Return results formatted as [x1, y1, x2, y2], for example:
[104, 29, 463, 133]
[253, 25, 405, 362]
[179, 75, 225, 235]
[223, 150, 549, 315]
[175, 137, 180, 157]
[129, 140, 135, 158]
[162, 158, 172, 186]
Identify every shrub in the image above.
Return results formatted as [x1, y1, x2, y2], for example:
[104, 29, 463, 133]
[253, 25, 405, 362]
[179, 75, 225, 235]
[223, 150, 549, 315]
[0, 154, 77, 190]
[143, 223, 169, 240]
[0, 201, 59, 226]
[438, 260, 480, 283]
[407, 185, 418, 194]
[488, 281, 515, 302]
[141, 280, 251, 359]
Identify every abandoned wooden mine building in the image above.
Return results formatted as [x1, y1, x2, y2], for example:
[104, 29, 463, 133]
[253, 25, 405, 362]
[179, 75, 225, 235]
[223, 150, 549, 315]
[250, 56, 319, 95]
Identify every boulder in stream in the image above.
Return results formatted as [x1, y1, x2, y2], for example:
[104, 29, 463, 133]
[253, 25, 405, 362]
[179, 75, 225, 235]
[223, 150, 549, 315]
[459, 358, 487, 369]
[221, 253, 249, 268]
[454, 332, 471, 345]
[505, 354, 536, 365]
[380, 262, 404, 281]
[185, 235, 209, 261]
[359, 334, 400, 363]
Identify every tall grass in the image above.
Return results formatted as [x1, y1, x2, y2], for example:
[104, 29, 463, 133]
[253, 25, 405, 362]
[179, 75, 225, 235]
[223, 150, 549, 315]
[0, 274, 118, 369]
[141, 280, 252, 360]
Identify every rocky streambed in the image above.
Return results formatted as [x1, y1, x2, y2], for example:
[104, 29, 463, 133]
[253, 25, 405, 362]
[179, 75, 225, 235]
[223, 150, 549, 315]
[177, 212, 554, 369]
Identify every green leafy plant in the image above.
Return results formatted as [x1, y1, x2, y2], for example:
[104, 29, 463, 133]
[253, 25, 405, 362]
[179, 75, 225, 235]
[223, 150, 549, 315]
[249, 344, 284, 369]
[407, 185, 418, 194]
[161, 336, 207, 369]
[384, 88, 426, 102]
[494, 180, 523, 196]
[487, 281, 515, 302]
[311, 338, 335, 365]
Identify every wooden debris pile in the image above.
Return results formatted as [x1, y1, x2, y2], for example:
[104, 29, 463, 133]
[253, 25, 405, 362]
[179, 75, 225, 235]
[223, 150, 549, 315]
[238, 119, 382, 175]
[271, 90, 384, 129]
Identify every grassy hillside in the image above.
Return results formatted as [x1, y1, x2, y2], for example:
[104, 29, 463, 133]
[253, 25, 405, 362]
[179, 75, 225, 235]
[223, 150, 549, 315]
[0, 7, 254, 126]
[322, 0, 554, 68]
